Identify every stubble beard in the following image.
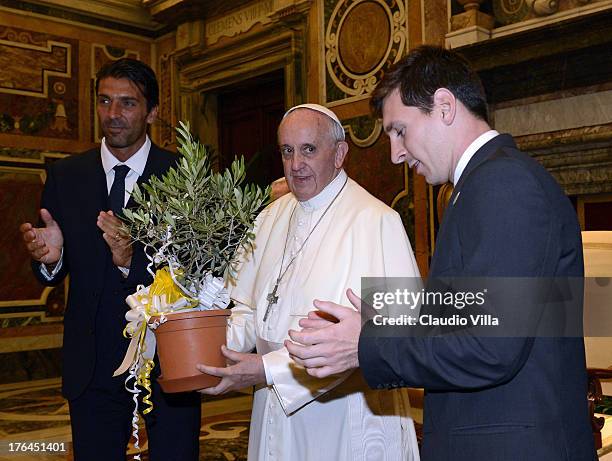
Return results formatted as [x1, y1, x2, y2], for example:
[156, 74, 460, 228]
[103, 124, 143, 150]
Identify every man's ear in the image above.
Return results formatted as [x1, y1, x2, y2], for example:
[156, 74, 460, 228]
[433, 88, 456, 126]
[334, 141, 349, 169]
[146, 105, 159, 125]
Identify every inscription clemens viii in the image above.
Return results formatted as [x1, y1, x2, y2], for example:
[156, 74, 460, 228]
[206, 0, 274, 43]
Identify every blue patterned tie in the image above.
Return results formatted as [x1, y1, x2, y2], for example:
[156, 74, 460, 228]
[108, 164, 130, 216]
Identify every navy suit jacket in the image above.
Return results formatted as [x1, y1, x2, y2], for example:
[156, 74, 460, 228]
[33, 144, 175, 400]
[359, 135, 596, 460]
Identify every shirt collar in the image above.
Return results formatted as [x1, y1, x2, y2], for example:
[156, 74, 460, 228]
[100, 135, 151, 176]
[299, 169, 348, 212]
[453, 130, 499, 185]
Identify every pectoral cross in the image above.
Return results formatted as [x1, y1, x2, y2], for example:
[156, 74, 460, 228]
[264, 282, 279, 321]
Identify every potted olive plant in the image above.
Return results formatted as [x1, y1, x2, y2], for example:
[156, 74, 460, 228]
[114, 122, 268, 403]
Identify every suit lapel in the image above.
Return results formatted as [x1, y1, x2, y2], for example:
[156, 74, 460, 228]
[431, 134, 518, 275]
[81, 149, 110, 320]
[453, 134, 518, 194]
[447, 134, 517, 209]
[91, 151, 109, 212]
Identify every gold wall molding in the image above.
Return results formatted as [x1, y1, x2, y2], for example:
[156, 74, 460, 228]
[344, 118, 382, 148]
[0, 29, 71, 99]
[158, 52, 176, 147]
[325, 0, 408, 105]
[0, 165, 51, 309]
[27, 0, 159, 31]
[0, 150, 66, 165]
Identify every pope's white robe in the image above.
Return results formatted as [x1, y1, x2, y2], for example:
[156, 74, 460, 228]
[228, 171, 421, 461]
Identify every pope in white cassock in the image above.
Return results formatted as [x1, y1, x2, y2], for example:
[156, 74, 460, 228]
[197, 104, 421, 461]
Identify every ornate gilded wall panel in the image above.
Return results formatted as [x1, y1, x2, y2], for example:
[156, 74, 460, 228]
[343, 114, 382, 147]
[0, 167, 46, 304]
[159, 53, 175, 147]
[0, 158, 66, 325]
[324, 0, 408, 105]
[0, 7, 153, 153]
[0, 26, 78, 140]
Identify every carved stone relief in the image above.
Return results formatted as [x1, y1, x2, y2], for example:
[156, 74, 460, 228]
[205, 0, 275, 45]
[491, 0, 595, 25]
[325, 0, 407, 105]
[528, 140, 612, 195]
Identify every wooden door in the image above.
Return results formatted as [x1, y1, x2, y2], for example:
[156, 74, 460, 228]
[218, 70, 285, 189]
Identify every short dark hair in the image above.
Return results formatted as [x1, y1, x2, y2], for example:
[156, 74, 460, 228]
[95, 58, 159, 112]
[371, 45, 488, 122]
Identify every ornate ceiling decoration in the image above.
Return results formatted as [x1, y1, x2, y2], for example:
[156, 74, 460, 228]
[142, 0, 255, 25]
[24, 0, 161, 31]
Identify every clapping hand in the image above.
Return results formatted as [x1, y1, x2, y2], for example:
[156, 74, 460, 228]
[97, 211, 132, 268]
[285, 288, 363, 378]
[20, 208, 64, 266]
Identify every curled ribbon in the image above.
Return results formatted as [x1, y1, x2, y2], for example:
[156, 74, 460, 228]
[114, 268, 195, 379]
[113, 265, 230, 458]
[197, 273, 230, 310]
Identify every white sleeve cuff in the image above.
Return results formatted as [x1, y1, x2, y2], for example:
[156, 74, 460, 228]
[226, 302, 257, 354]
[39, 248, 64, 280]
[261, 353, 274, 386]
[264, 347, 351, 415]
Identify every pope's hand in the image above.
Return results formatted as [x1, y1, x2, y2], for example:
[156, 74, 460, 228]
[97, 211, 132, 268]
[20, 208, 64, 265]
[285, 288, 362, 378]
[197, 346, 266, 395]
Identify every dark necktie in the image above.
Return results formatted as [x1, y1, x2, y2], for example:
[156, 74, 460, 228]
[108, 164, 130, 216]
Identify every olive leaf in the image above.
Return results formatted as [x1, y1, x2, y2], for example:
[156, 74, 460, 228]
[124, 121, 270, 291]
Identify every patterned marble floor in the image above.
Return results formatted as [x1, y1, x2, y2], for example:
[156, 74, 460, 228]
[0, 378, 251, 460]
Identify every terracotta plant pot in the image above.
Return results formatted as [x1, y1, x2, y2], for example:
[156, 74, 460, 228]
[150, 309, 231, 393]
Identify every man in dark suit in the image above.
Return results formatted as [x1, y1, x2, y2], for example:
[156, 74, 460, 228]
[20, 58, 200, 461]
[285, 46, 596, 460]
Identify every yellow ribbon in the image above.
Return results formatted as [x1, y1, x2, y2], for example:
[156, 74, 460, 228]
[137, 358, 155, 415]
[114, 267, 198, 414]
[148, 267, 190, 306]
